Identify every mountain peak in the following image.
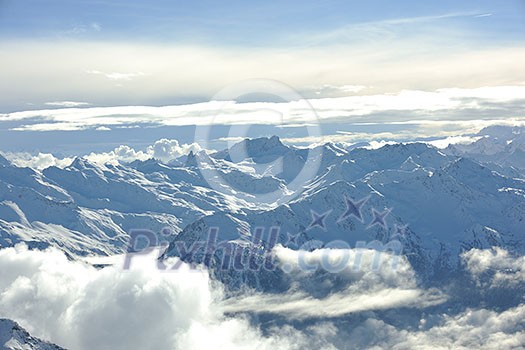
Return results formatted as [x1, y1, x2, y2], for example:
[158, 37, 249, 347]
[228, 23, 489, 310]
[240, 135, 286, 151]
[70, 157, 90, 169]
[381, 142, 433, 154]
[69, 157, 107, 171]
[230, 136, 290, 161]
[211, 136, 291, 163]
[185, 150, 214, 168]
[0, 318, 65, 350]
[185, 150, 197, 167]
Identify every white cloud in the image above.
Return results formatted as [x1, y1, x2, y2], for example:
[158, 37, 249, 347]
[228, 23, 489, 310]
[0, 245, 309, 350]
[0, 245, 522, 350]
[462, 247, 525, 287]
[220, 246, 446, 320]
[2, 85, 525, 133]
[1, 38, 525, 113]
[346, 303, 525, 349]
[2, 138, 202, 170]
[83, 139, 202, 165]
[44, 101, 91, 108]
[63, 22, 102, 36]
[148, 139, 202, 163]
[426, 135, 483, 149]
[90, 22, 102, 32]
[84, 145, 149, 165]
[2, 152, 73, 170]
[87, 70, 145, 82]
[474, 13, 493, 18]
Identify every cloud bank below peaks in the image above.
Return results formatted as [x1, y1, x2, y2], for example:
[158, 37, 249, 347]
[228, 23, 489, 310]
[220, 246, 446, 319]
[1, 245, 524, 349]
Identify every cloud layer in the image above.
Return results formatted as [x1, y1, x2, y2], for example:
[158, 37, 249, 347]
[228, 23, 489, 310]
[2, 85, 525, 134]
[1, 37, 525, 111]
[0, 245, 524, 349]
[220, 246, 445, 319]
[0, 245, 304, 350]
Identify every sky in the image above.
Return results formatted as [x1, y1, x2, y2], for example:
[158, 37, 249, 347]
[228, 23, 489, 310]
[0, 0, 524, 153]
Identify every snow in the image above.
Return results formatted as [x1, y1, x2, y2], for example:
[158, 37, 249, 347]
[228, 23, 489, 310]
[0, 128, 524, 284]
[0, 319, 64, 350]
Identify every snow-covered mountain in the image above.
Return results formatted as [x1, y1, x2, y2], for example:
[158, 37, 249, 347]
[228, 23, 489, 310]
[0, 319, 65, 350]
[1, 130, 524, 288]
[446, 125, 525, 172]
[1, 127, 524, 350]
[163, 140, 525, 287]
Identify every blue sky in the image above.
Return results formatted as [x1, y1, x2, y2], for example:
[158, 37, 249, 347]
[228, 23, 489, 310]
[0, 1, 524, 154]
[0, 0, 523, 46]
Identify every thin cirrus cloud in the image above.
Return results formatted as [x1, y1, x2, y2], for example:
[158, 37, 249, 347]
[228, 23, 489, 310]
[87, 70, 145, 82]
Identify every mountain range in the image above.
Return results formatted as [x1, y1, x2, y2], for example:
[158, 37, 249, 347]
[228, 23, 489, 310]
[0, 126, 523, 282]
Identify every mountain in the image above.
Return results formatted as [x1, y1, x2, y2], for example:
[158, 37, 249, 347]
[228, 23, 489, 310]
[446, 125, 525, 172]
[1, 131, 524, 290]
[0, 319, 65, 350]
[160, 137, 525, 287]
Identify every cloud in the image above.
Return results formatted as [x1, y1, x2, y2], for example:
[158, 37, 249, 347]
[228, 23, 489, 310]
[0, 245, 522, 350]
[280, 118, 525, 146]
[90, 23, 102, 32]
[426, 135, 483, 149]
[83, 145, 149, 165]
[0, 245, 309, 350]
[148, 139, 202, 162]
[2, 85, 525, 133]
[63, 22, 102, 36]
[296, 11, 486, 46]
[345, 304, 525, 349]
[474, 13, 493, 18]
[462, 247, 525, 287]
[302, 84, 368, 98]
[1, 38, 525, 112]
[83, 139, 202, 165]
[44, 101, 91, 108]
[87, 70, 145, 82]
[2, 139, 202, 170]
[220, 246, 447, 320]
[1, 152, 74, 170]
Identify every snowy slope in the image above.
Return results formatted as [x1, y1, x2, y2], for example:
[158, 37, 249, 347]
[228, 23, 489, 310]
[446, 125, 525, 171]
[161, 136, 525, 286]
[0, 319, 65, 350]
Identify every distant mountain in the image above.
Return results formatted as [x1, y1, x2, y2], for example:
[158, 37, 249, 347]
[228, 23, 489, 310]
[0, 319, 65, 350]
[446, 125, 525, 172]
